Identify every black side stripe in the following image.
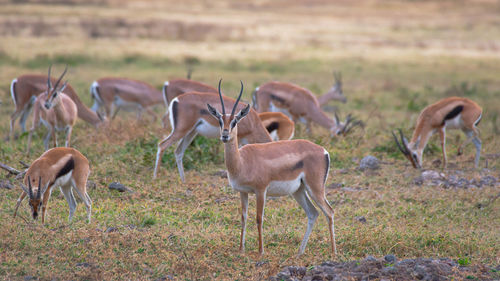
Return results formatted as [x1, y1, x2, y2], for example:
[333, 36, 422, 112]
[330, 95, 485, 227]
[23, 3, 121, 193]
[266, 121, 280, 133]
[172, 100, 179, 129]
[291, 160, 304, 170]
[270, 94, 286, 104]
[442, 105, 463, 125]
[55, 157, 74, 179]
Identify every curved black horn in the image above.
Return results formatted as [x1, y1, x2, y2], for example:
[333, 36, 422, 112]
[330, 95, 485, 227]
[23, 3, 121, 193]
[334, 112, 340, 124]
[230, 80, 244, 118]
[47, 64, 52, 90]
[27, 176, 33, 198]
[392, 129, 408, 155]
[218, 79, 225, 115]
[37, 176, 42, 199]
[52, 65, 68, 93]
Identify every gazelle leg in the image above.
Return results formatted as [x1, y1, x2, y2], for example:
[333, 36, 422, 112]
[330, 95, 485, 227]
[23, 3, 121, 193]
[43, 125, 53, 150]
[19, 102, 34, 133]
[13, 191, 27, 219]
[110, 104, 120, 120]
[239, 192, 249, 252]
[305, 184, 336, 256]
[53, 128, 58, 148]
[65, 126, 72, 147]
[292, 185, 319, 255]
[72, 182, 92, 223]
[174, 129, 198, 182]
[255, 190, 266, 255]
[154, 131, 184, 179]
[60, 185, 77, 222]
[306, 119, 313, 135]
[9, 110, 22, 141]
[472, 132, 481, 168]
[438, 127, 447, 168]
[41, 187, 53, 224]
[458, 130, 474, 156]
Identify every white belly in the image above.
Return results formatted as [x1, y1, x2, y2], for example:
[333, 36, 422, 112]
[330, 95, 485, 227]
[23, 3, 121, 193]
[269, 130, 279, 141]
[114, 96, 142, 111]
[229, 173, 304, 197]
[53, 170, 73, 188]
[195, 119, 220, 138]
[270, 102, 292, 118]
[444, 114, 462, 130]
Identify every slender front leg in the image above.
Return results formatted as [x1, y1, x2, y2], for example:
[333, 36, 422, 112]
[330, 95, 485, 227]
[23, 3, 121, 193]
[65, 126, 72, 147]
[439, 127, 447, 168]
[43, 126, 53, 150]
[52, 127, 57, 148]
[41, 188, 53, 225]
[13, 191, 27, 220]
[174, 129, 198, 182]
[472, 135, 481, 168]
[239, 192, 249, 252]
[255, 190, 266, 255]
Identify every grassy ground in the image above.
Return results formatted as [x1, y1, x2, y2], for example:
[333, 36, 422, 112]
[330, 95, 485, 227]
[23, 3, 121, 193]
[1, 1, 499, 280]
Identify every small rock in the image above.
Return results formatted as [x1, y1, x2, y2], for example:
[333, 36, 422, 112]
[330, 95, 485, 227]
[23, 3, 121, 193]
[105, 227, 118, 233]
[412, 176, 424, 186]
[76, 262, 91, 268]
[384, 254, 396, 263]
[359, 155, 380, 170]
[480, 175, 497, 187]
[24, 276, 37, 281]
[327, 182, 342, 189]
[355, 216, 367, 223]
[108, 182, 134, 193]
[421, 170, 445, 183]
[255, 260, 269, 267]
[364, 255, 377, 262]
[413, 264, 427, 280]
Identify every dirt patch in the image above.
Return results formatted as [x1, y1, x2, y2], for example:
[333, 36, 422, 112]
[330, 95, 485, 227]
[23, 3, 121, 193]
[269, 256, 499, 281]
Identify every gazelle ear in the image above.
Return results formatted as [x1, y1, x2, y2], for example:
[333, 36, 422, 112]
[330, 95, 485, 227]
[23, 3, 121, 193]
[207, 104, 222, 119]
[234, 104, 251, 122]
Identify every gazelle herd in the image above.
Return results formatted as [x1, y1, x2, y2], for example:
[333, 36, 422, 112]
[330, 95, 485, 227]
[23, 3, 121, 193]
[5, 64, 484, 257]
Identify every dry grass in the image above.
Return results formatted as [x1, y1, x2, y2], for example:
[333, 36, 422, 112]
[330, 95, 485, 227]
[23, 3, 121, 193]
[0, 0, 500, 280]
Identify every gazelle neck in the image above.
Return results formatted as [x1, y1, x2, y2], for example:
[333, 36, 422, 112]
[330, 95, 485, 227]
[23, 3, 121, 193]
[224, 130, 243, 176]
[309, 108, 336, 130]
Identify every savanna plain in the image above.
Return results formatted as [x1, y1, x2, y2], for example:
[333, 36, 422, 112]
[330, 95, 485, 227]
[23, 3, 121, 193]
[0, 0, 499, 280]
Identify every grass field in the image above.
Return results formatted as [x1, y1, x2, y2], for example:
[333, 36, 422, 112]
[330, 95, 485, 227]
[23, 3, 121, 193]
[0, 0, 499, 280]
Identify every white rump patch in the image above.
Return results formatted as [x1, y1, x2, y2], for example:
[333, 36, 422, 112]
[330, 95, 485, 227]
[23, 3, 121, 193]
[169, 97, 179, 130]
[10, 78, 17, 106]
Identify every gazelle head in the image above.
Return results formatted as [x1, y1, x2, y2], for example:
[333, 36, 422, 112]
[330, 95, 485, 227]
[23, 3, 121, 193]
[19, 176, 50, 220]
[207, 79, 250, 143]
[332, 112, 364, 137]
[44, 65, 68, 110]
[392, 129, 421, 169]
[324, 71, 346, 103]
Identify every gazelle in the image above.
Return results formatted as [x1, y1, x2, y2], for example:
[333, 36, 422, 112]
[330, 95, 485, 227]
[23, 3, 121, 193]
[90, 77, 164, 121]
[27, 66, 77, 154]
[161, 78, 217, 127]
[13, 147, 92, 224]
[154, 87, 272, 182]
[258, 112, 295, 141]
[207, 80, 336, 256]
[252, 81, 361, 136]
[393, 96, 482, 169]
[317, 71, 347, 105]
[9, 71, 101, 140]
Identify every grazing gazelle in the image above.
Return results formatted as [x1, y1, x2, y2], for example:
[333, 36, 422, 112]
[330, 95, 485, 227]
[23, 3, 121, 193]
[258, 112, 295, 141]
[9, 71, 101, 140]
[393, 96, 483, 169]
[161, 78, 217, 127]
[207, 80, 336, 256]
[252, 81, 361, 136]
[27, 66, 77, 154]
[317, 71, 347, 105]
[90, 77, 164, 121]
[13, 147, 92, 224]
[154, 87, 272, 181]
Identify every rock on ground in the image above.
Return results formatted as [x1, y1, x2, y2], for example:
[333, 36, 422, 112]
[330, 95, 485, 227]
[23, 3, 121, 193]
[359, 155, 380, 170]
[269, 256, 497, 281]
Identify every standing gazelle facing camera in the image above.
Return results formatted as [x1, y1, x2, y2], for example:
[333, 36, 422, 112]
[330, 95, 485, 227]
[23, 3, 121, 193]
[207, 80, 336, 256]
[393, 96, 482, 169]
[13, 147, 92, 224]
